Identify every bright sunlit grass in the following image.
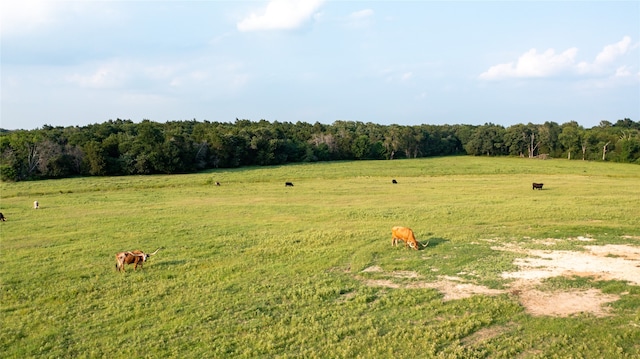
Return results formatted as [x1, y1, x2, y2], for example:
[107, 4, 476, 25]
[1, 157, 639, 357]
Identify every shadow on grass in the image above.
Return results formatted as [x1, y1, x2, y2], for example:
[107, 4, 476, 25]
[154, 259, 187, 268]
[420, 237, 449, 250]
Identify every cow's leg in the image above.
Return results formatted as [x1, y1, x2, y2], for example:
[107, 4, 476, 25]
[116, 255, 124, 272]
[392, 237, 401, 247]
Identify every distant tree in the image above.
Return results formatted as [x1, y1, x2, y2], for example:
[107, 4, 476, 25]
[580, 130, 597, 160]
[83, 140, 107, 175]
[559, 122, 582, 160]
[540, 121, 562, 157]
[352, 135, 371, 159]
[465, 123, 505, 156]
[614, 118, 640, 130]
[332, 121, 356, 160]
[383, 125, 402, 159]
[1, 117, 637, 182]
[453, 124, 475, 150]
[616, 131, 640, 163]
[504, 124, 528, 157]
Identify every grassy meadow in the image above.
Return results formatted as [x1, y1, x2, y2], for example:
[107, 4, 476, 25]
[1, 156, 639, 358]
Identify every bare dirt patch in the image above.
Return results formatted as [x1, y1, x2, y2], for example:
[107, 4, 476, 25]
[357, 241, 640, 317]
[510, 287, 619, 317]
[359, 275, 504, 300]
[498, 244, 640, 285]
[461, 324, 511, 346]
[361, 265, 383, 273]
[497, 243, 640, 316]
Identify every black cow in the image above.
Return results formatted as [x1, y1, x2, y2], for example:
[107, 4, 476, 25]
[392, 179, 398, 184]
[532, 183, 544, 190]
[0, 212, 5, 221]
[285, 182, 294, 187]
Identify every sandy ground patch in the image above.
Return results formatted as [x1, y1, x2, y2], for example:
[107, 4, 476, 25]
[361, 265, 383, 273]
[358, 274, 504, 300]
[461, 324, 512, 346]
[498, 244, 640, 285]
[496, 243, 640, 317]
[357, 241, 640, 317]
[509, 286, 619, 317]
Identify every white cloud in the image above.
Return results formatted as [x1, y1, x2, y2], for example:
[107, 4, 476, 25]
[614, 65, 632, 78]
[350, 9, 373, 20]
[0, 1, 120, 38]
[0, 0, 55, 37]
[237, 0, 325, 32]
[480, 36, 638, 81]
[577, 36, 637, 75]
[345, 8, 374, 28]
[595, 36, 632, 65]
[66, 61, 131, 89]
[479, 47, 577, 80]
[401, 72, 413, 81]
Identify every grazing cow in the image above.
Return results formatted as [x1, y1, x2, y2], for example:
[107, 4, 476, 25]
[532, 183, 544, 190]
[392, 226, 426, 250]
[33, 200, 39, 209]
[285, 182, 294, 187]
[0, 212, 5, 221]
[392, 179, 398, 184]
[115, 248, 160, 272]
[215, 181, 221, 186]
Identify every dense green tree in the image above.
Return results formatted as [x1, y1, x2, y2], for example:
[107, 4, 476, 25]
[616, 131, 640, 163]
[465, 123, 506, 156]
[540, 121, 562, 157]
[83, 140, 107, 175]
[352, 135, 371, 159]
[504, 124, 529, 157]
[559, 122, 582, 160]
[1, 118, 638, 181]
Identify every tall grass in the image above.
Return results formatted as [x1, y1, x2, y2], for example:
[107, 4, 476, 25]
[1, 157, 639, 358]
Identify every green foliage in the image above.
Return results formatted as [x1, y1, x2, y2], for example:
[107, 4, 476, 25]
[1, 157, 640, 357]
[4, 118, 637, 182]
[0, 164, 17, 182]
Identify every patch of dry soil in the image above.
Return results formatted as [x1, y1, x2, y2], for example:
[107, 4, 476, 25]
[498, 244, 640, 285]
[509, 287, 619, 317]
[360, 274, 504, 300]
[357, 241, 640, 317]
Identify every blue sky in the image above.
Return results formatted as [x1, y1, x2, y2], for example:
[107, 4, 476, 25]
[1, 1, 638, 131]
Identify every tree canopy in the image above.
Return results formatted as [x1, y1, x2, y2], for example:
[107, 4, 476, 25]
[1, 118, 638, 181]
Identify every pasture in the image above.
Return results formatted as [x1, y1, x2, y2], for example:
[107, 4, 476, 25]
[1, 156, 639, 358]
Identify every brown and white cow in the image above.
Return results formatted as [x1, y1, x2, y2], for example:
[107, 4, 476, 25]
[115, 248, 160, 272]
[392, 226, 426, 250]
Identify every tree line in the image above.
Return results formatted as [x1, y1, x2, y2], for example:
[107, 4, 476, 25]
[1, 118, 638, 181]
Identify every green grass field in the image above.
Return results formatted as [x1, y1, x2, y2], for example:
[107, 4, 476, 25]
[1, 157, 639, 358]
